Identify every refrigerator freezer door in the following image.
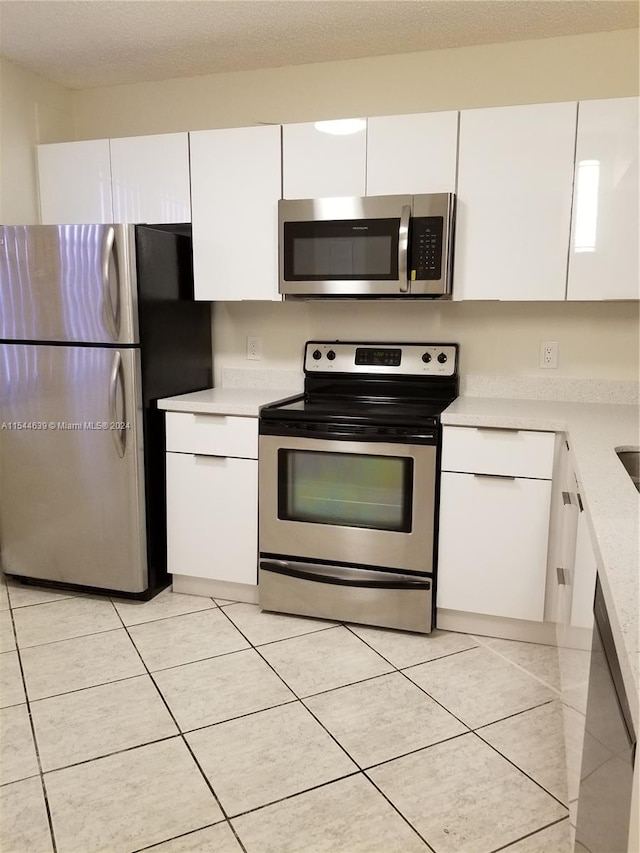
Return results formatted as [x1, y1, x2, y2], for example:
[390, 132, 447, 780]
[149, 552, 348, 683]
[0, 225, 138, 345]
[0, 344, 147, 592]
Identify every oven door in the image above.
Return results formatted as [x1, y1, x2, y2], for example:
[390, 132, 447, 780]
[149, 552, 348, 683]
[258, 433, 436, 573]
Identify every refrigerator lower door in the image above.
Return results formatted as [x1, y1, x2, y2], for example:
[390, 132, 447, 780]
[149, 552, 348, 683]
[0, 344, 147, 593]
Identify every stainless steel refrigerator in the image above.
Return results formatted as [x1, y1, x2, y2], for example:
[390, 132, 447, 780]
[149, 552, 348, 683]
[0, 224, 212, 597]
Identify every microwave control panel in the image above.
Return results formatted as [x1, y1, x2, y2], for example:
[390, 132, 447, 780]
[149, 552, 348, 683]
[409, 217, 443, 280]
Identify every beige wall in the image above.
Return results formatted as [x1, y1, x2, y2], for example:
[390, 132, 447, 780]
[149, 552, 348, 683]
[3, 30, 639, 383]
[0, 58, 74, 224]
[72, 29, 639, 138]
[213, 299, 639, 384]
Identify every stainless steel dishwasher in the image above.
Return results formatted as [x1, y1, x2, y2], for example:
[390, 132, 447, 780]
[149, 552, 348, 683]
[575, 576, 636, 853]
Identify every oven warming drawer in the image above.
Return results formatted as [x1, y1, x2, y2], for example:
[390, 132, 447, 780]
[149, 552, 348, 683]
[259, 560, 432, 633]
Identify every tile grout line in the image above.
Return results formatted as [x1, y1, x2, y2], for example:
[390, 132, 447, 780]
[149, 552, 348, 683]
[344, 635, 477, 772]
[344, 624, 572, 806]
[361, 771, 438, 853]
[22, 671, 154, 705]
[4, 595, 59, 853]
[109, 599, 251, 853]
[13, 592, 224, 650]
[394, 659, 569, 800]
[129, 819, 235, 853]
[391, 649, 559, 742]
[473, 637, 563, 696]
[473, 728, 571, 810]
[489, 815, 571, 853]
[216, 609, 438, 851]
[216, 609, 362, 762]
[4, 590, 573, 852]
[204, 608, 437, 850]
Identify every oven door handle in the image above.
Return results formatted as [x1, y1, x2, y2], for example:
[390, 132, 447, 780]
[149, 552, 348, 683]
[260, 560, 431, 590]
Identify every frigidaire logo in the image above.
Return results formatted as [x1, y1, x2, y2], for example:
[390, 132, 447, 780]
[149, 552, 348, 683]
[352, 226, 369, 231]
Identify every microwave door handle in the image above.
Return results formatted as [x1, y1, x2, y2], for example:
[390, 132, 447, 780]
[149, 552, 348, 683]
[398, 205, 411, 292]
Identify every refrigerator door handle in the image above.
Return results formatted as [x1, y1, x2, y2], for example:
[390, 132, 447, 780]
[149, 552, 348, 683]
[109, 351, 127, 458]
[101, 226, 121, 341]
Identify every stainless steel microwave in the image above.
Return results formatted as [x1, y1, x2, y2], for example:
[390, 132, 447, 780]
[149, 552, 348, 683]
[278, 193, 455, 298]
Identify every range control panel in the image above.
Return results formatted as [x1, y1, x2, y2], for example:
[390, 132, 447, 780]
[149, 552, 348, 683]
[304, 341, 458, 377]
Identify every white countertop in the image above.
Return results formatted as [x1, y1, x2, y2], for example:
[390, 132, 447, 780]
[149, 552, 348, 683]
[157, 383, 639, 726]
[157, 387, 299, 418]
[443, 396, 640, 728]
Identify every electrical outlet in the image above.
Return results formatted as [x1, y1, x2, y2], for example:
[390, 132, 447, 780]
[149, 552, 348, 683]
[540, 341, 559, 369]
[247, 336, 262, 360]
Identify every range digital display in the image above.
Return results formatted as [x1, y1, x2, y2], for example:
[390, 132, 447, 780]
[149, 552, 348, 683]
[355, 347, 402, 367]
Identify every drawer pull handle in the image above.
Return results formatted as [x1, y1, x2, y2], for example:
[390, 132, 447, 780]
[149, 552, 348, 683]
[474, 428, 522, 435]
[473, 473, 517, 480]
[192, 454, 226, 464]
[577, 492, 584, 512]
[562, 491, 573, 505]
[556, 566, 569, 585]
[194, 414, 227, 423]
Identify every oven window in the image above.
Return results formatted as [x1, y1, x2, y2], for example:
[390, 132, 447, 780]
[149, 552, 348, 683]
[278, 450, 413, 532]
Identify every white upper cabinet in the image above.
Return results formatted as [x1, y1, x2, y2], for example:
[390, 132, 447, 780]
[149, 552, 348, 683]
[37, 140, 113, 224]
[190, 125, 282, 301]
[282, 120, 367, 199]
[366, 111, 458, 196]
[567, 97, 639, 301]
[110, 133, 191, 224]
[454, 102, 577, 301]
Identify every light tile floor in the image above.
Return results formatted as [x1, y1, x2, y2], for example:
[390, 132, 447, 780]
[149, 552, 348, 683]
[0, 576, 572, 853]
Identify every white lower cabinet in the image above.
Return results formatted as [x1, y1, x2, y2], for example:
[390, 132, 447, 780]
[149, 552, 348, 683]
[437, 426, 555, 625]
[165, 412, 259, 596]
[553, 460, 599, 834]
[437, 472, 552, 621]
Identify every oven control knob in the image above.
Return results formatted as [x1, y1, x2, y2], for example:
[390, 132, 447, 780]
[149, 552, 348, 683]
[326, 350, 336, 361]
[312, 349, 322, 360]
[437, 352, 448, 364]
[421, 352, 432, 363]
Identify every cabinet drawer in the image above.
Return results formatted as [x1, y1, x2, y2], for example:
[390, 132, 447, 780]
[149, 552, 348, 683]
[166, 452, 258, 584]
[437, 472, 552, 621]
[165, 412, 258, 458]
[442, 426, 555, 478]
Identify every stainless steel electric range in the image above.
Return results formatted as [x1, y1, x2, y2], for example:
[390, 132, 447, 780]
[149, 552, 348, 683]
[258, 341, 459, 634]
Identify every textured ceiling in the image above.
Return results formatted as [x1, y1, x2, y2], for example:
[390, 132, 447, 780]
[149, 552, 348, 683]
[0, 0, 638, 91]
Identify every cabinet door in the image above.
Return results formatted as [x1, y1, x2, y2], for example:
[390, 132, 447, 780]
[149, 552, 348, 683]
[555, 488, 580, 651]
[282, 120, 366, 198]
[454, 102, 577, 300]
[570, 507, 598, 631]
[110, 133, 191, 224]
[166, 452, 258, 585]
[366, 112, 458, 196]
[437, 472, 552, 621]
[190, 125, 281, 301]
[37, 140, 113, 224]
[567, 97, 639, 301]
